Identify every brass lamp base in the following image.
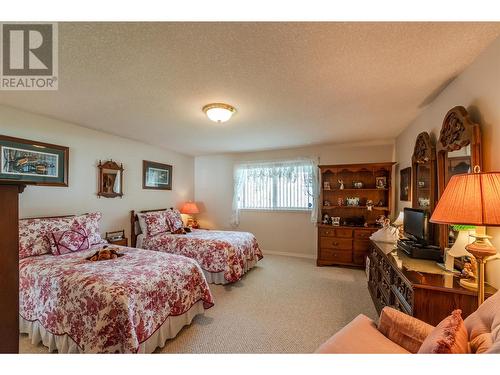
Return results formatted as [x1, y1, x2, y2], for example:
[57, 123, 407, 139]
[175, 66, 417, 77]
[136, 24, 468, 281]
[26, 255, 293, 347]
[465, 234, 496, 306]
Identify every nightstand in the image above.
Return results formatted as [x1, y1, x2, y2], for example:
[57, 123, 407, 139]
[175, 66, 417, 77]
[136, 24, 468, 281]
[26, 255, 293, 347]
[105, 230, 128, 247]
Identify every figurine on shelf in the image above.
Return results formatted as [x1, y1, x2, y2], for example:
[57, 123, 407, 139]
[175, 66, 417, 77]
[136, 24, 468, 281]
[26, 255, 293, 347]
[337, 197, 343, 206]
[366, 199, 374, 211]
[338, 179, 344, 190]
[324, 200, 331, 207]
[353, 181, 363, 189]
[332, 217, 341, 226]
[322, 213, 331, 225]
[461, 258, 477, 281]
[376, 176, 387, 189]
[323, 181, 331, 190]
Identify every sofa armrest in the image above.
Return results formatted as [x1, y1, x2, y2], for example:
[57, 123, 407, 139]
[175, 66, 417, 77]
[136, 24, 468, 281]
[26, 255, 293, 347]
[377, 307, 434, 353]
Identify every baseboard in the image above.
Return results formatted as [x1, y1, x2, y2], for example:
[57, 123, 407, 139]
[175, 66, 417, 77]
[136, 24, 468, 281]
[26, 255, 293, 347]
[263, 250, 316, 260]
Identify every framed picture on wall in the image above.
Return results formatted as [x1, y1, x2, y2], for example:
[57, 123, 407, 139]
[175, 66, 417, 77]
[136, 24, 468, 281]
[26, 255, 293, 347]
[400, 167, 411, 201]
[0, 135, 69, 186]
[143, 160, 172, 190]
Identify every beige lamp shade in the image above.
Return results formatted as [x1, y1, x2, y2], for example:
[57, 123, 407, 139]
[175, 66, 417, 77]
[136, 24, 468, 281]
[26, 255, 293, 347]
[430, 172, 500, 227]
[393, 211, 404, 226]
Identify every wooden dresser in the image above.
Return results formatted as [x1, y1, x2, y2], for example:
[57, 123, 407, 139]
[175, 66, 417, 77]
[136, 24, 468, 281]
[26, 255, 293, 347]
[368, 240, 496, 326]
[317, 225, 377, 266]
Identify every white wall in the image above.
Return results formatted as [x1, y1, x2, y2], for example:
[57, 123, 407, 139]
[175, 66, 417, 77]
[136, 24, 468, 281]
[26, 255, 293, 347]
[195, 141, 394, 258]
[394, 36, 500, 289]
[0, 105, 194, 240]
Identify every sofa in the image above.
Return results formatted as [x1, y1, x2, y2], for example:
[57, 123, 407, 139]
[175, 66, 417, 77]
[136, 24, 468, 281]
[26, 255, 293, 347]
[316, 290, 500, 354]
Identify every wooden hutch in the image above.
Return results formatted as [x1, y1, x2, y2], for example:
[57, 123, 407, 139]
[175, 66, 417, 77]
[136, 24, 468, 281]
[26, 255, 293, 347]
[317, 162, 394, 267]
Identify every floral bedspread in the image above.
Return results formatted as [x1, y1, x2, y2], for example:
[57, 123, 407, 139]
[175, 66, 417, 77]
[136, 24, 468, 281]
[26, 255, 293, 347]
[141, 230, 263, 283]
[19, 246, 214, 353]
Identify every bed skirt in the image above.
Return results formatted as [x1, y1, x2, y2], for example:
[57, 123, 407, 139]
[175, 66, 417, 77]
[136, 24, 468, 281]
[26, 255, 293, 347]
[20, 300, 206, 353]
[203, 257, 259, 284]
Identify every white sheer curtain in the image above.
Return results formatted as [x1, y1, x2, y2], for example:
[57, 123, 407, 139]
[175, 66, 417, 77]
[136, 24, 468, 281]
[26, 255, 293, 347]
[231, 158, 319, 227]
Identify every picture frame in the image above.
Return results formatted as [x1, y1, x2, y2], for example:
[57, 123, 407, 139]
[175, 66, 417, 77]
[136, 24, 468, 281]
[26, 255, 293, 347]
[143, 160, 172, 190]
[375, 176, 387, 189]
[400, 167, 411, 201]
[0, 135, 69, 186]
[332, 217, 341, 226]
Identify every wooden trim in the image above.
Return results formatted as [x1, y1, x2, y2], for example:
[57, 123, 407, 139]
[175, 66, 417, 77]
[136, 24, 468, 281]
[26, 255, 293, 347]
[97, 160, 124, 198]
[0, 134, 69, 187]
[21, 214, 76, 220]
[436, 106, 482, 250]
[0, 184, 24, 353]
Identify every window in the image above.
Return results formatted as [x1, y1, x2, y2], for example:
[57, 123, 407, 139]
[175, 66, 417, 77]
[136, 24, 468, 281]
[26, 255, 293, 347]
[234, 160, 316, 211]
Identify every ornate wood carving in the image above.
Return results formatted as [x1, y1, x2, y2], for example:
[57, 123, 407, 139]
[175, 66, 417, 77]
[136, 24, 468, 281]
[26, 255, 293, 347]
[438, 106, 475, 152]
[412, 132, 435, 164]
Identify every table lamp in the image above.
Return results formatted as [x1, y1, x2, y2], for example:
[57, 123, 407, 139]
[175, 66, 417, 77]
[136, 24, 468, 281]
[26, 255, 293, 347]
[180, 201, 200, 228]
[443, 226, 475, 273]
[430, 169, 500, 305]
[392, 211, 405, 239]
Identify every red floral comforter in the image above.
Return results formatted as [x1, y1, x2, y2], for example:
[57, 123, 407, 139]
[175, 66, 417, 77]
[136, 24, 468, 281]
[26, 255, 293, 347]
[19, 246, 214, 353]
[141, 229, 263, 283]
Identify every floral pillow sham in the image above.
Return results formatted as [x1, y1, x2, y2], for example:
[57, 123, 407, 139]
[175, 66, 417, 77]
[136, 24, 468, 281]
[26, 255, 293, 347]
[19, 212, 104, 259]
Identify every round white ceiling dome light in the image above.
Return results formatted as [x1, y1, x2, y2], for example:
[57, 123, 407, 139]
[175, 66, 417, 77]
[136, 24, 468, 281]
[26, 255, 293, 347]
[202, 103, 236, 123]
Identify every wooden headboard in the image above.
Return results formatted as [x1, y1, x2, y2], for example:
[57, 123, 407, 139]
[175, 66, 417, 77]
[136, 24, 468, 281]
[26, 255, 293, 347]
[21, 214, 76, 220]
[130, 208, 173, 248]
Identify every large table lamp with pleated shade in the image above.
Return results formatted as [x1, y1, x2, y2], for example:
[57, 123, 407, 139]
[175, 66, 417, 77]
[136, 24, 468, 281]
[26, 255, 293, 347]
[430, 169, 500, 305]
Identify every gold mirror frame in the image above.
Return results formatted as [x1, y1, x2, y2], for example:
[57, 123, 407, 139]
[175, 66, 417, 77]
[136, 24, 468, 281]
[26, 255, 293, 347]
[436, 106, 482, 249]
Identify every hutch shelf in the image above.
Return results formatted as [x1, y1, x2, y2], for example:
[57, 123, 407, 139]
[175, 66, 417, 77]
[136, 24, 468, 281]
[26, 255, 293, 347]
[317, 162, 394, 267]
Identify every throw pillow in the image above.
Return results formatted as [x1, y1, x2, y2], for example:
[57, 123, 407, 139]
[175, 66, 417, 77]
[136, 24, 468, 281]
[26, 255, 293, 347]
[418, 309, 470, 354]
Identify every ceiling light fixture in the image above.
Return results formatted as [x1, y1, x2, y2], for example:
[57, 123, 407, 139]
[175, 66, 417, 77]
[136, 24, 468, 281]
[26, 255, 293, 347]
[202, 103, 236, 123]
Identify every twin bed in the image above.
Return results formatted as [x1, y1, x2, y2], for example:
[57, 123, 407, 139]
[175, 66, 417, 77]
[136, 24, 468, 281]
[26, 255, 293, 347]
[131, 208, 263, 284]
[19, 210, 263, 353]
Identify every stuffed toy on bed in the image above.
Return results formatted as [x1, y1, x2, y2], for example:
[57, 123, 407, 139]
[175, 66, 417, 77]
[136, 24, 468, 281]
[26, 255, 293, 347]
[87, 246, 124, 261]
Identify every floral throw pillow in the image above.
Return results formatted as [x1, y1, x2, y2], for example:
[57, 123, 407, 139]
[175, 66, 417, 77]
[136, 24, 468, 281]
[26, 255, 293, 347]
[19, 216, 75, 259]
[143, 211, 168, 237]
[165, 209, 184, 232]
[75, 212, 105, 245]
[50, 224, 90, 255]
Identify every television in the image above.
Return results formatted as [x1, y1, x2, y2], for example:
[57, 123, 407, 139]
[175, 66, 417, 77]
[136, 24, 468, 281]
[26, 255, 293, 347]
[403, 208, 429, 245]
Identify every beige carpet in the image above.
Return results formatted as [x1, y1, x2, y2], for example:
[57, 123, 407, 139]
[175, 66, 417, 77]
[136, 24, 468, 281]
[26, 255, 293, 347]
[19, 254, 377, 353]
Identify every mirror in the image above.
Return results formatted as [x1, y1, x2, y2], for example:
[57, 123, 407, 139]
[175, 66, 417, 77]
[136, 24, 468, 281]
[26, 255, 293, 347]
[412, 132, 437, 243]
[98, 160, 124, 198]
[437, 106, 482, 249]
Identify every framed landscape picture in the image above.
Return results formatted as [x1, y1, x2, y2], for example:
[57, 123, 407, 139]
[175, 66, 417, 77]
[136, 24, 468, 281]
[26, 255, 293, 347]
[400, 167, 411, 201]
[143, 160, 172, 190]
[0, 135, 69, 186]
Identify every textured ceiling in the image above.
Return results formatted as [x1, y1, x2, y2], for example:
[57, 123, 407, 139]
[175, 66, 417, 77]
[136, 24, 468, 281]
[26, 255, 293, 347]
[0, 22, 499, 156]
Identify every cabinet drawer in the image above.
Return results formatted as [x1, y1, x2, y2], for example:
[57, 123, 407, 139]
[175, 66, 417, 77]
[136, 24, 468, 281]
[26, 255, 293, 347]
[320, 237, 352, 250]
[320, 248, 353, 263]
[318, 227, 336, 237]
[335, 228, 353, 238]
[354, 230, 375, 240]
[353, 239, 370, 251]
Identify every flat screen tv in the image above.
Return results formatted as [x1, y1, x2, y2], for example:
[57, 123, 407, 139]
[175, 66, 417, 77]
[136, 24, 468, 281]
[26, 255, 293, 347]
[403, 207, 429, 245]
